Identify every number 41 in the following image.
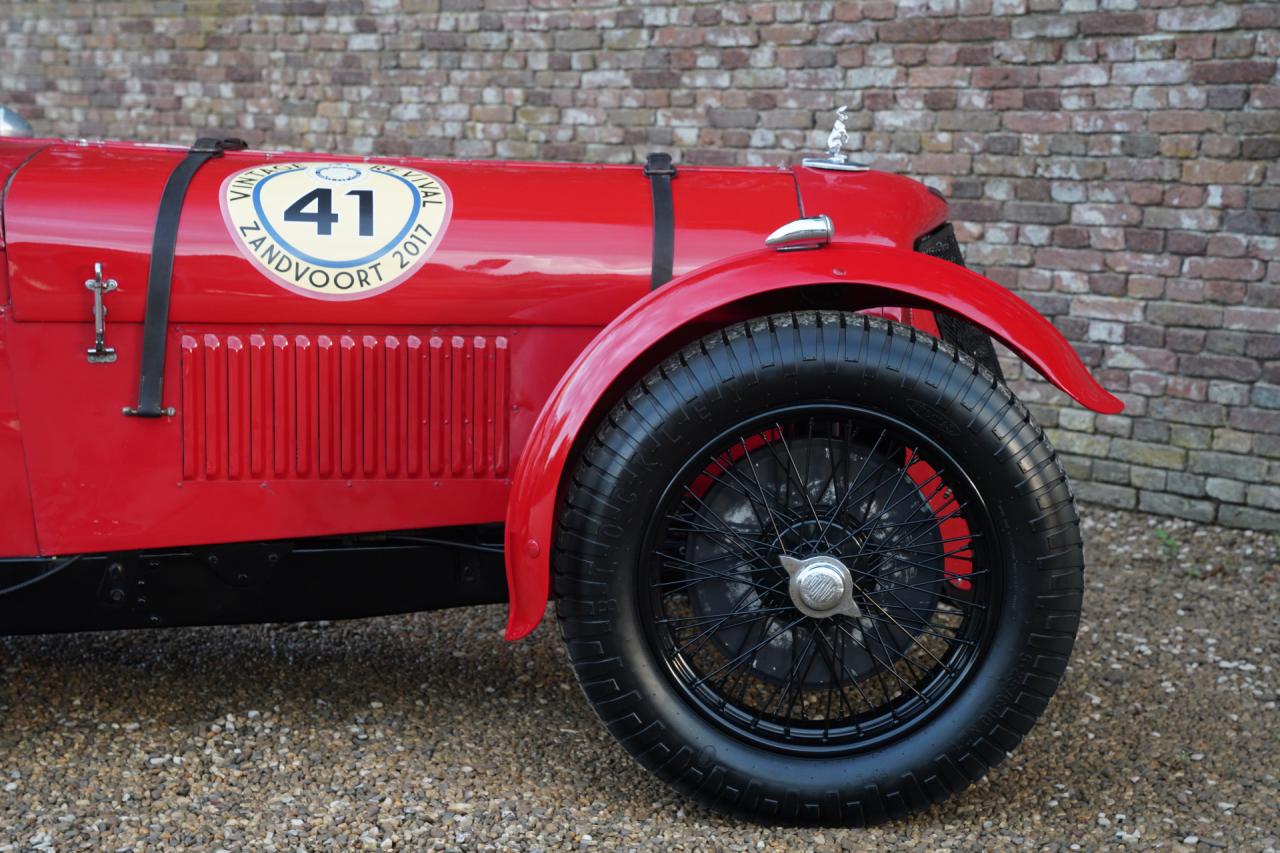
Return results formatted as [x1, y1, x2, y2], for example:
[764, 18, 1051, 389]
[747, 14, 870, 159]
[284, 188, 374, 237]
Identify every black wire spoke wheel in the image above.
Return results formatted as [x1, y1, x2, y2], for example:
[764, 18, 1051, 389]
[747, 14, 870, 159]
[554, 312, 1084, 826]
[642, 406, 995, 755]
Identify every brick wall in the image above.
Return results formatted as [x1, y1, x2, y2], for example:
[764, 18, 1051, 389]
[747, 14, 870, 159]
[2, 0, 1278, 529]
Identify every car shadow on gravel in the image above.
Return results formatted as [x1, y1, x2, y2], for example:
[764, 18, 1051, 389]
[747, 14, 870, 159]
[0, 509, 1276, 850]
[0, 603, 590, 737]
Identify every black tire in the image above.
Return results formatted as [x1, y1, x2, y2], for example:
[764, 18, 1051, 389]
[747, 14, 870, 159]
[553, 312, 1083, 826]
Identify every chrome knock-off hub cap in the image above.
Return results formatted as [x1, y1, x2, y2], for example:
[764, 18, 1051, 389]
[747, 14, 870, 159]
[779, 554, 862, 620]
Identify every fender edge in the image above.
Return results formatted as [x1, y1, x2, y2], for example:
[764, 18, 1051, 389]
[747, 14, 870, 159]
[502, 243, 1122, 640]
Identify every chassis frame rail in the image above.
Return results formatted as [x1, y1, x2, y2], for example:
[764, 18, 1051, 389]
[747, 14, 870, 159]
[0, 526, 507, 635]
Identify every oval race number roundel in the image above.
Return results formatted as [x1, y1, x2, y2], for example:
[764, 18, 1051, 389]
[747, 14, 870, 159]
[220, 162, 451, 300]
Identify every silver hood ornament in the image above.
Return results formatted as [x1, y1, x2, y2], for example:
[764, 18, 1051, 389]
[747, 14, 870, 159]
[826, 105, 851, 159]
[803, 105, 867, 172]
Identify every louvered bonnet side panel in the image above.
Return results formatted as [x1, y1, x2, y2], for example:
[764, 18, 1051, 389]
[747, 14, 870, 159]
[180, 331, 510, 481]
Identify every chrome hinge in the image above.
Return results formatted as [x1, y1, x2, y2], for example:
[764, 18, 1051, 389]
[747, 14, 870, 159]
[85, 262, 118, 364]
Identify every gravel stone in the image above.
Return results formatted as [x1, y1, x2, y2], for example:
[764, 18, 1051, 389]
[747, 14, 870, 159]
[0, 506, 1276, 850]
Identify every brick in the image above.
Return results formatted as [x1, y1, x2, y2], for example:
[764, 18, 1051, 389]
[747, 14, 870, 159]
[1157, 7, 1241, 32]
[1039, 65, 1110, 87]
[1146, 302, 1224, 328]
[1005, 201, 1070, 225]
[1204, 330, 1247, 357]
[1246, 333, 1280, 360]
[1225, 111, 1280, 136]
[1110, 439, 1186, 470]
[1092, 416, 1129, 439]
[1013, 15, 1077, 39]
[1130, 466, 1167, 492]
[1246, 484, 1280, 512]
[554, 30, 602, 50]
[1127, 277, 1166, 301]
[1111, 61, 1190, 86]
[1036, 248, 1105, 271]
[708, 109, 758, 128]
[1171, 425, 1212, 451]
[951, 19, 1013, 42]
[1076, 482, 1137, 510]
[1103, 345, 1176, 372]
[1059, 408, 1096, 432]
[877, 19, 941, 42]
[1181, 354, 1262, 382]
[1212, 429, 1254, 454]
[1167, 472, 1207, 498]
[1073, 204, 1142, 227]
[1217, 505, 1280, 532]
[1242, 138, 1280, 161]
[1189, 451, 1271, 483]
[1148, 111, 1224, 134]
[1136, 417, 1172, 440]
[1123, 229, 1164, 253]
[1073, 295, 1143, 323]
[1092, 459, 1131, 484]
[1205, 477, 1246, 503]
[1254, 384, 1280, 410]
[1049, 430, 1111, 457]
[1087, 320, 1125, 343]
[1138, 491, 1215, 523]
[1190, 61, 1278, 85]
[1078, 12, 1154, 36]
[1168, 376, 1209, 401]
[1143, 207, 1221, 231]
[1261, 435, 1280, 458]
[1223, 210, 1280, 236]
[1167, 232, 1209, 255]
[1181, 160, 1267, 185]
[1182, 257, 1267, 282]
[972, 66, 1038, 88]
[1149, 398, 1227, 427]
[1205, 281, 1249, 305]
[1206, 86, 1250, 110]
[1207, 381, 1252, 406]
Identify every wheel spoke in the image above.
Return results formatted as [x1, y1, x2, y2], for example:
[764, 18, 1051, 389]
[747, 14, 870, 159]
[841, 618, 928, 703]
[674, 493, 775, 569]
[768, 422, 826, 536]
[738, 437, 791, 553]
[758, 621, 820, 726]
[853, 609, 974, 647]
[653, 552, 784, 597]
[819, 621, 884, 718]
[849, 566, 986, 612]
[815, 428, 890, 542]
[703, 449, 796, 541]
[645, 406, 997, 752]
[657, 605, 793, 627]
[692, 615, 808, 689]
[671, 595, 777, 660]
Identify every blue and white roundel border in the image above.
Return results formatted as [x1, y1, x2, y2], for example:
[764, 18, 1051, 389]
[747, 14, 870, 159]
[219, 161, 453, 302]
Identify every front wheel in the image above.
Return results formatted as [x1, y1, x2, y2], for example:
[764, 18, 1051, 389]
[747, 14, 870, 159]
[554, 312, 1083, 826]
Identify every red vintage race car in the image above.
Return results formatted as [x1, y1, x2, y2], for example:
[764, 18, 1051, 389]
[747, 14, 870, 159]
[0, 123, 1121, 826]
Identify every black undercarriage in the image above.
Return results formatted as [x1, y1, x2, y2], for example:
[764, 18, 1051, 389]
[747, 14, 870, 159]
[0, 526, 508, 636]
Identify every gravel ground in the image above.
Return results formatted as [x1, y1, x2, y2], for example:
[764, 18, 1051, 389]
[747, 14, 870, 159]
[0, 507, 1276, 851]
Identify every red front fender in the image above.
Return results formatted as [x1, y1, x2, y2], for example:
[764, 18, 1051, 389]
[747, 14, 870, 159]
[502, 243, 1123, 640]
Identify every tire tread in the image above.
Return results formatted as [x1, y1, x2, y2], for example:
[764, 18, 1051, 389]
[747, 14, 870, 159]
[553, 312, 1084, 826]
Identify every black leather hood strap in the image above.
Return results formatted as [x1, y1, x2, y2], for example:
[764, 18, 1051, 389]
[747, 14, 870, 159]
[125, 136, 246, 418]
[643, 152, 676, 289]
